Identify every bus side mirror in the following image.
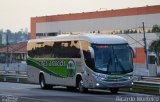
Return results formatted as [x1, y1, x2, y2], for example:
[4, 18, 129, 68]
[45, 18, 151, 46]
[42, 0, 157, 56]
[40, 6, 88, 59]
[129, 46, 136, 58]
[89, 47, 94, 59]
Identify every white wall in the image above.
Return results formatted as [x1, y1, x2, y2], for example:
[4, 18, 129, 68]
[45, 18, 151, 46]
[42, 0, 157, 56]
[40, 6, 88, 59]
[134, 64, 157, 76]
[36, 13, 160, 33]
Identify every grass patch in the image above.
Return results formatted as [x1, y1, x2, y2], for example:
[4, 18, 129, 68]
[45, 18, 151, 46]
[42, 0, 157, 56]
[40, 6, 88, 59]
[120, 85, 159, 95]
[157, 73, 160, 77]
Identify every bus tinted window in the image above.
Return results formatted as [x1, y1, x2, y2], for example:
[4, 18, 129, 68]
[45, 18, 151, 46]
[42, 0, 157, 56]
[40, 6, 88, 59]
[28, 41, 81, 58]
[81, 41, 95, 69]
[27, 42, 53, 58]
[52, 41, 81, 58]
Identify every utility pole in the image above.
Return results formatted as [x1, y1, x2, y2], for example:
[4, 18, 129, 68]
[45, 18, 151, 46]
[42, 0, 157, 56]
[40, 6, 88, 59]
[6, 33, 9, 67]
[142, 22, 149, 69]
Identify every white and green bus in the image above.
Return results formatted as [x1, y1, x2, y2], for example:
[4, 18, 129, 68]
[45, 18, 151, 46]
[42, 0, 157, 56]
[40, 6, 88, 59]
[27, 34, 135, 93]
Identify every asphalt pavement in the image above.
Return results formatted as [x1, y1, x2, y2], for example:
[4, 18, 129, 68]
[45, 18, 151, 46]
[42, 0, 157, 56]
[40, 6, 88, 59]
[0, 82, 159, 102]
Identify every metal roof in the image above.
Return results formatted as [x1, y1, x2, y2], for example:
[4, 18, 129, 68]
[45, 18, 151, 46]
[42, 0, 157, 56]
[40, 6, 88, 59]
[28, 34, 128, 44]
[0, 42, 27, 53]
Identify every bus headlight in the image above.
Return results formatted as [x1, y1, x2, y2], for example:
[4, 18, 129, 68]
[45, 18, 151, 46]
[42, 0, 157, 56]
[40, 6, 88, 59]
[96, 83, 100, 86]
[95, 73, 108, 80]
[132, 82, 134, 85]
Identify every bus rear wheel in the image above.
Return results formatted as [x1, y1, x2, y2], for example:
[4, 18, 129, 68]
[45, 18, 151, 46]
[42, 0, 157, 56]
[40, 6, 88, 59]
[109, 88, 119, 94]
[39, 74, 52, 89]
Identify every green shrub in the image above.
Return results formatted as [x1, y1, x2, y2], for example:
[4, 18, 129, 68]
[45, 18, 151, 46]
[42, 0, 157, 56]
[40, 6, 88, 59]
[157, 73, 160, 77]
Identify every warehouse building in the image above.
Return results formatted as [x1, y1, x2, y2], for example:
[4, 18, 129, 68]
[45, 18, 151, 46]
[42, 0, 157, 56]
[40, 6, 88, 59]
[31, 5, 160, 64]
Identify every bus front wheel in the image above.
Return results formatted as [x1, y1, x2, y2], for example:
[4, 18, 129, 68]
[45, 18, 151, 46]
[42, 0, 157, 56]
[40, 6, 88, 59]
[78, 79, 88, 93]
[109, 88, 119, 94]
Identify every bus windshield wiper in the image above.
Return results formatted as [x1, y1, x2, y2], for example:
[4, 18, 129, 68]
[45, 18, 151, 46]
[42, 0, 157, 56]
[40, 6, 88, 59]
[114, 55, 126, 73]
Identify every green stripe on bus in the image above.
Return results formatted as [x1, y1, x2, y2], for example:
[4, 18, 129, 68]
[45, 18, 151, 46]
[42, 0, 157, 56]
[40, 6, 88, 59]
[27, 58, 76, 78]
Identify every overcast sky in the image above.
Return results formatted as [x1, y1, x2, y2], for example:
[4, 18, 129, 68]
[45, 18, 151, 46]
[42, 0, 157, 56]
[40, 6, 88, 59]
[0, 0, 160, 32]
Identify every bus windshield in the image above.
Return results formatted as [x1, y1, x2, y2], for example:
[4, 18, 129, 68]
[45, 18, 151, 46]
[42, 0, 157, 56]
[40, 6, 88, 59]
[92, 44, 133, 74]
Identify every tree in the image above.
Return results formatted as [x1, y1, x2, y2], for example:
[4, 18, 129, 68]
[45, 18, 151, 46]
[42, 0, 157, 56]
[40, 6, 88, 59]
[124, 29, 130, 34]
[6, 29, 12, 34]
[0, 29, 3, 34]
[147, 29, 151, 33]
[119, 30, 122, 34]
[135, 30, 138, 33]
[130, 29, 133, 33]
[152, 25, 160, 33]
[149, 38, 160, 64]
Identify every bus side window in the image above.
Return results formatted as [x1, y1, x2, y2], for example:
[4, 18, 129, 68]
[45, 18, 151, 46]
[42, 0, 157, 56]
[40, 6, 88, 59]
[51, 41, 81, 58]
[81, 41, 95, 69]
[28, 42, 36, 58]
[71, 41, 81, 58]
[52, 42, 61, 58]
[28, 41, 53, 58]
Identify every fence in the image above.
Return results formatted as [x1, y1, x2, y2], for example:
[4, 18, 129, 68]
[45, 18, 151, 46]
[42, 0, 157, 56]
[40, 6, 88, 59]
[134, 76, 160, 94]
[0, 63, 27, 82]
[0, 63, 159, 79]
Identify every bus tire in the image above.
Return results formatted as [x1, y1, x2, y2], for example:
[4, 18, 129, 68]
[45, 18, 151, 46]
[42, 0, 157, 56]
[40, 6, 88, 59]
[67, 86, 76, 91]
[39, 74, 52, 89]
[109, 88, 119, 94]
[78, 78, 88, 93]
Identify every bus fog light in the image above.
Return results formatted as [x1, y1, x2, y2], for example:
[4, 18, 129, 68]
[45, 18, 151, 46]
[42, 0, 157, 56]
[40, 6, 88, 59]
[96, 83, 100, 86]
[132, 82, 134, 85]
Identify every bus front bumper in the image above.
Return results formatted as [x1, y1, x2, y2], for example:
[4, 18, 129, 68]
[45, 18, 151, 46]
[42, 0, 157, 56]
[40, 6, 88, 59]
[93, 78, 133, 89]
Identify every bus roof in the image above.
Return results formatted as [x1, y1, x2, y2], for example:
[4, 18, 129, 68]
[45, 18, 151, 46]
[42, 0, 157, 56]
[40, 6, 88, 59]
[28, 34, 128, 44]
